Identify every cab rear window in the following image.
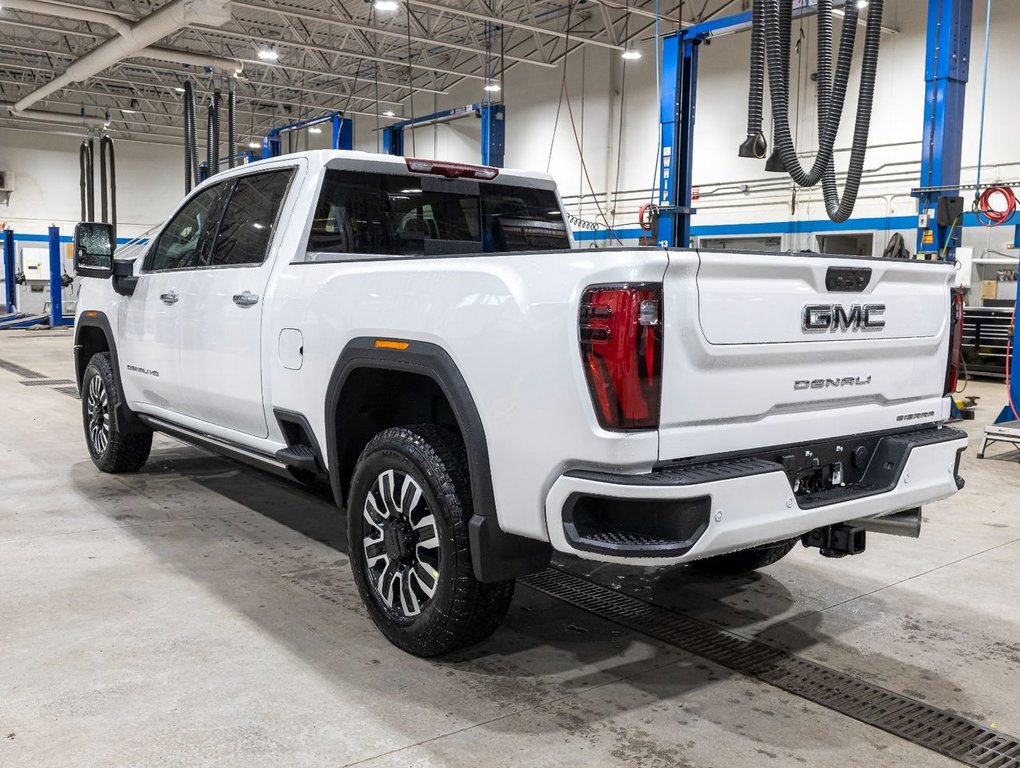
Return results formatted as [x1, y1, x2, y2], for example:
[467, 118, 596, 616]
[306, 170, 570, 256]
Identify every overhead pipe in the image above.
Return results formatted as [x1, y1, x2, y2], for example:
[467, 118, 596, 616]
[136, 47, 242, 75]
[12, 0, 232, 115]
[3, 103, 108, 129]
[0, 0, 133, 35]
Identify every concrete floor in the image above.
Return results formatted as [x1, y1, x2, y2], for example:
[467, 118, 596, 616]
[1, 328, 1019, 768]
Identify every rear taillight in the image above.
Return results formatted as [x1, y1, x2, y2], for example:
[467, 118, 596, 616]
[579, 284, 663, 430]
[945, 288, 964, 395]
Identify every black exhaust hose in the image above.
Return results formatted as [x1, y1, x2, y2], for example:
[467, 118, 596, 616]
[820, 0, 884, 222]
[211, 88, 221, 176]
[183, 82, 193, 192]
[99, 135, 108, 224]
[227, 78, 236, 169]
[765, 0, 860, 185]
[185, 81, 200, 186]
[104, 136, 117, 242]
[78, 140, 89, 221]
[206, 101, 215, 178]
[763, 0, 792, 172]
[85, 138, 95, 221]
[738, 0, 768, 158]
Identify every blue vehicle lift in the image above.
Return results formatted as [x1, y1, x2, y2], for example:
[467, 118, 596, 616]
[382, 102, 506, 168]
[0, 226, 72, 329]
[263, 112, 353, 159]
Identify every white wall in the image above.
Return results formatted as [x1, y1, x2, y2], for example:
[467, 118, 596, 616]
[0, 127, 183, 241]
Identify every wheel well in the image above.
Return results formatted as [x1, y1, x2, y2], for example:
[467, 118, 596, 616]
[75, 325, 110, 389]
[334, 367, 461, 501]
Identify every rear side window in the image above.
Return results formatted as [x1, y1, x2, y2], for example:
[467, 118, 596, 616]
[146, 182, 229, 272]
[205, 170, 293, 267]
[306, 169, 569, 256]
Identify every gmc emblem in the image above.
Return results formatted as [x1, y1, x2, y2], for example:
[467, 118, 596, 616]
[802, 303, 886, 332]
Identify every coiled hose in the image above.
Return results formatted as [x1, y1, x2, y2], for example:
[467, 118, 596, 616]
[819, 0, 884, 222]
[738, 0, 767, 158]
[227, 78, 236, 169]
[765, 0, 860, 186]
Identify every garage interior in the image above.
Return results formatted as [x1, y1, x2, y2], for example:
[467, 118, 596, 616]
[2, 1, 1020, 767]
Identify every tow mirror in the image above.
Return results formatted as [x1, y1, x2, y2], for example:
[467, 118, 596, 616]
[73, 222, 115, 278]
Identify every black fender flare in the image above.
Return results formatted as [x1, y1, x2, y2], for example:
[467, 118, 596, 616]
[324, 337, 550, 582]
[74, 311, 148, 434]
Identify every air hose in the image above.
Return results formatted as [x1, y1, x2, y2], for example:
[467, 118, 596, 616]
[763, 0, 792, 173]
[738, 0, 767, 159]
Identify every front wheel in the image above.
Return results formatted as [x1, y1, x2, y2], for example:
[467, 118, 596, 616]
[347, 425, 514, 657]
[82, 352, 152, 473]
[689, 538, 798, 576]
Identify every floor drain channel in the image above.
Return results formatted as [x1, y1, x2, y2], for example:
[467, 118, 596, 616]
[52, 386, 80, 400]
[0, 357, 45, 379]
[19, 378, 74, 386]
[521, 567, 1020, 768]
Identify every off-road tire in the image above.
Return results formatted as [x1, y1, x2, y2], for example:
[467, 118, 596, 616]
[347, 425, 515, 657]
[82, 352, 152, 473]
[690, 538, 798, 576]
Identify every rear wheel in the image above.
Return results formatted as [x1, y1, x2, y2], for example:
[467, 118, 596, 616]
[82, 352, 152, 473]
[690, 538, 798, 576]
[347, 425, 514, 657]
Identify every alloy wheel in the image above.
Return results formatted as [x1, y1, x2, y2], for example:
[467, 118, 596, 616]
[362, 469, 440, 618]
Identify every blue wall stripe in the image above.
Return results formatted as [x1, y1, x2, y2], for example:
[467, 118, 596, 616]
[572, 212, 1005, 242]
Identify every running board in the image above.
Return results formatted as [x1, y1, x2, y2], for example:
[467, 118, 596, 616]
[137, 415, 291, 478]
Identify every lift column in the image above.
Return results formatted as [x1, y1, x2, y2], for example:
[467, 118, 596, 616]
[48, 225, 71, 328]
[915, 0, 973, 261]
[3, 229, 15, 314]
[657, 32, 700, 249]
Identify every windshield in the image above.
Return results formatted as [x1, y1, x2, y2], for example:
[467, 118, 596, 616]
[306, 169, 570, 256]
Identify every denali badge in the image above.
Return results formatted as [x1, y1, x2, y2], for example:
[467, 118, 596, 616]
[802, 303, 886, 331]
[794, 376, 872, 390]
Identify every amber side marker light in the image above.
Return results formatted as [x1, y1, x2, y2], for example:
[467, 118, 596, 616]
[375, 339, 410, 350]
[85, 311, 98, 317]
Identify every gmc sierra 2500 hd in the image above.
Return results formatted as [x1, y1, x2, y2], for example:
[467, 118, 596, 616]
[72, 151, 967, 657]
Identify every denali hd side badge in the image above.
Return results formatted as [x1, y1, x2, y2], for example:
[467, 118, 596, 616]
[795, 376, 872, 390]
[802, 303, 886, 332]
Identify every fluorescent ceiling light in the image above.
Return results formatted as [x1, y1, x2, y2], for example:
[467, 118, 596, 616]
[382, 110, 395, 117]
[856, 0, 869, 7]
[374, 0, 399, 11]
[621, 48, 641, 60]
[483, 82, 500, 92]
[308, 126, 322, 134]
[122, 108, 136, 114]
[257, 49, 279, 61]
[248, 141, 260, 148]
[174, 86, 185, 93]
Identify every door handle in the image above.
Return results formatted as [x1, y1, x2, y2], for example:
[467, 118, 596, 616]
[232, 290, 259, 307]
[160, 291, 179, 305]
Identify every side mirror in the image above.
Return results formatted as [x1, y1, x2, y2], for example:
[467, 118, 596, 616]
[73, 222, 115, 278]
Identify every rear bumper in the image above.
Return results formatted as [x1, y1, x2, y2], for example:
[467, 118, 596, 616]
[544, 425, 967, 565]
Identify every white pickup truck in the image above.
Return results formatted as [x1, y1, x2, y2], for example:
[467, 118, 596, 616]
[72, 150, 967, 656]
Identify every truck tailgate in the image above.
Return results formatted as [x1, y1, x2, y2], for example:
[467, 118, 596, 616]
[658, 250, 954, 461]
